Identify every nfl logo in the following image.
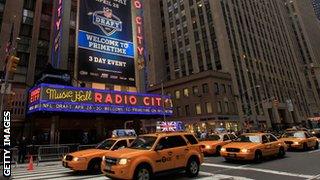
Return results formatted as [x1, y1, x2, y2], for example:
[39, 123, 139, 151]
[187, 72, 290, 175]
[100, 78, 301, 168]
[103, 7, 113, 18]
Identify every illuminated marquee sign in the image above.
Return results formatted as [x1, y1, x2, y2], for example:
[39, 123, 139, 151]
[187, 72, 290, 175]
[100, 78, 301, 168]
[51, 0, 63, 67]
[77, 0, 135, 86]
[27, 84, 173, 116]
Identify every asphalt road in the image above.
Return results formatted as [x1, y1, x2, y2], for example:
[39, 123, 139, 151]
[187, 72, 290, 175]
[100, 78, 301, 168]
[8, 149, 320, 180]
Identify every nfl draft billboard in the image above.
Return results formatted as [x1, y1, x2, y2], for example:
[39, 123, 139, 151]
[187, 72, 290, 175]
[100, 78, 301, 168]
[77, 0, 135, 86]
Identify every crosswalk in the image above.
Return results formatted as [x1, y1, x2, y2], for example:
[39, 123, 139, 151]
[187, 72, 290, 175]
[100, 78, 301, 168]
[11, 163, 254, 180]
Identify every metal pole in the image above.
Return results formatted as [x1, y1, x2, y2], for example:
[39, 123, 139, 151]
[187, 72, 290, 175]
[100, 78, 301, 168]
[0, 63, 9, 122]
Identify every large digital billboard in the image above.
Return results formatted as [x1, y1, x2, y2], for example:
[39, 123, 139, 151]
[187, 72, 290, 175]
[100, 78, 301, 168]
[77, 0, 135, 86]
[27, 84, 173, 116]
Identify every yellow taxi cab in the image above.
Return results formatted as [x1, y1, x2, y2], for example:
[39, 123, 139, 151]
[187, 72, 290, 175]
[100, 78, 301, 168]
[220, 133, 287, 162]
[280, 131, 319, 151]
[101, 132, 204, 180]
[62, 137, 135, 172]
[199, 133, 237, 155]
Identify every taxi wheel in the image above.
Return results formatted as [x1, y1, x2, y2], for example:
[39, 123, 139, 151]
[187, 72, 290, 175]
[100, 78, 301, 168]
[254, 151, 263, 163]
[88, 160, 101, 174]
[303, 143, 308, 151]
[185, 157, 200, 177]
[133, 164, 152, 180]
[315, 141, 319, 150]
[278, 147, 285, 158]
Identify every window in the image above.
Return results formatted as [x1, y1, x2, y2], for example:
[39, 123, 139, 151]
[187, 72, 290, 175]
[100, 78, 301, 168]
[202, 83, 209, 93]
[183, 88, 189, 97]
[223, 135, 230, 141]
[176, 106, 182, 116]
[228, 85, 233, 95]
[185, 105, 190, 116]
[229, 134, 237, 140]
[112, 140, 127, 150]
[205, 102, 212, 113]
[262, 135, 269, 143]
[175, 90, 181, 99]
[195, 103, 202, 114]
[267, 134, 277, 142]
[192, 86, 199, 95]
[225, 101, 229, 112]
[217, 101, 222, 113]
[158, 136, 187, 149]
[221, 84, 226, 93]
[184, 134, 198, 144]
[214, 83, 219, 94]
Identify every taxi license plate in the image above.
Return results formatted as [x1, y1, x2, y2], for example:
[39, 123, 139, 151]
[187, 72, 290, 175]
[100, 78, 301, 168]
[105, 165, 111, 171]
[228, 153, 236, 157]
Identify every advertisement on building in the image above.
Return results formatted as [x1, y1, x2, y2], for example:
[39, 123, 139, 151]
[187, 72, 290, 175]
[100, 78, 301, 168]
[27, 84, 173, 116]
[77, 0, 135, 86]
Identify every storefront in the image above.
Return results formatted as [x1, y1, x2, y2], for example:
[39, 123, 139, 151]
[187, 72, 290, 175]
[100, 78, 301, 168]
[27, 83, 173, 144]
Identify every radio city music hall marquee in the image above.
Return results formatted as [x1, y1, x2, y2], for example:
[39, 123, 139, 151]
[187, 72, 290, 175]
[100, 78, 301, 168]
[27, 84, 173, 116]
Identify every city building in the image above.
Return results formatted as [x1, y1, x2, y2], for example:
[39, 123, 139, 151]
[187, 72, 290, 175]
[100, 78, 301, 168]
[145, 0, 315, 130]
[312, 0, 320, 20]
[285, 0, 320, 117]
[148, 71, 240, 132]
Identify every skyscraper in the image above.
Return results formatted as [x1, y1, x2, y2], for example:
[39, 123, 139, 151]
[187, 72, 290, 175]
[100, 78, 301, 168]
[145, 0, 315, 129]
[312, 0, 320, 20]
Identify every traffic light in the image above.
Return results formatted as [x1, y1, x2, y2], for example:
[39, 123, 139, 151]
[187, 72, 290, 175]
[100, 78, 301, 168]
[7, 55, 20, 73]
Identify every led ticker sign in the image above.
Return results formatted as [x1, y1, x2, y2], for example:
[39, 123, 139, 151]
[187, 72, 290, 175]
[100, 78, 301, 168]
[27, 84, 173, 116]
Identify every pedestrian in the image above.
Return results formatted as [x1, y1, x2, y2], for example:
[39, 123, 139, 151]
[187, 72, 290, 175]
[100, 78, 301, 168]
[18, 136, 27, 164]
[31, 136, 37, 161]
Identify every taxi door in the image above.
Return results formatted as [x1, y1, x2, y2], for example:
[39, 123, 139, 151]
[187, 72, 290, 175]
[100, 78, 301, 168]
[305, 132, 316, 147]
[166, 135, 188, 168]
[152, 137, 175, 172]
[262, 135, 272, 156]
[266, 134, 280, 155]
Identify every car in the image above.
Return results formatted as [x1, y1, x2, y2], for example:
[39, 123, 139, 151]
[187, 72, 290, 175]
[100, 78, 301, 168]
[199, 133, 237, 155]
[62, 137, 135, 172]
[101, 132, 204, 180]
[220, 133, 287, 162]
[279, 131, 319, 151]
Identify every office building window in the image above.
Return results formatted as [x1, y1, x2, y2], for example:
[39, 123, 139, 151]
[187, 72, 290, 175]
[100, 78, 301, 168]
[175, 90, 181, 99]
[214, 83, 219, 94]
[202, 83, 209, 93]
[195, 103, 202, 115]
[217, 101, 222, 113]
[183, 88, 189, 97]
[177, 106, 182, 116]
[205, 102, 212, 113]
[225, 101, 229, 113]
[192, 86, 199, 95]
[185, 105, 190, 116]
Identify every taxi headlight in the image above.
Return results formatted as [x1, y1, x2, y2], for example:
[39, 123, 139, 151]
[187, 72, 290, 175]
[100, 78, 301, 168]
[73, 157, 86, 161]
[63, 155, 67, 160]
[205, 145, 211, 149]
[293, 142, 300, 145]
[241, 149, 250, 153]
[118, 158, 129, 165]
[220, 147, 226, 152]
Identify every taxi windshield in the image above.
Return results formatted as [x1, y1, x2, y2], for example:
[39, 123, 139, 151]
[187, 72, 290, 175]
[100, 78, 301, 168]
[129, 136, 157, 150]
[201, 134, 221, 141]
[283, 132, 305, 138]
[236, 135, 261, 143]
[96, 139, 116, 150]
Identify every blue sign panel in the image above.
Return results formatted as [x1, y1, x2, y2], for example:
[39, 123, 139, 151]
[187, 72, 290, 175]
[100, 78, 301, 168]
[78, 0, 135, 86]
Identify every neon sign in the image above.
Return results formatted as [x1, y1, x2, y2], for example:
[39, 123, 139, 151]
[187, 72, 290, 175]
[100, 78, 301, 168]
[51, 0, 63, 67]
[134, 0, 144, 57]
[27, 84, 173, 116]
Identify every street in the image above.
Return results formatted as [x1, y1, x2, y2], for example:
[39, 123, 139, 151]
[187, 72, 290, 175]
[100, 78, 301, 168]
[11, 149, 320, 180]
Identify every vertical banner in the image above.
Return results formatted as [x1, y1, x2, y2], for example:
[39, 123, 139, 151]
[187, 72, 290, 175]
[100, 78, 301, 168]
[77, 0, 135, 86]
[51, 0, 64, 68]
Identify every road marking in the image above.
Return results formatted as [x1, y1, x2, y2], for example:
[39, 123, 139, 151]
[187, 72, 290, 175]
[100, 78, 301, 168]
[308, 149, 320, 154]
[308, 174, 320, 180]
[199, 171, 254, 180]
[203, 163, 315, 179]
